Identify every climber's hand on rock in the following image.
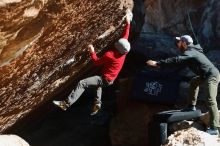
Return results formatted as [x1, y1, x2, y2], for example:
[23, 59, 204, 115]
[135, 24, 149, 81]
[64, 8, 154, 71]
[146, 60, 158, 67]
[88, 44, 95, 53]
[126, 9, 133, 23]
[126, 15, 131, 24]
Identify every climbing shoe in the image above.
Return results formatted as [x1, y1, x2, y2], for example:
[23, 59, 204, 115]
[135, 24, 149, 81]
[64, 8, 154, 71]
[53, 100, 69, 111]
[90, 102, 101, 116]
[206, 127, 219, 135]
[181, 104, 196, 112]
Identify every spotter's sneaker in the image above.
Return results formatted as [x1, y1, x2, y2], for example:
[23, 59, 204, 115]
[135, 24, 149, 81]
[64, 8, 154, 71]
[206, 127, 219, 135]
[181, 104, 196, 112]
[53, 100, 69, 111]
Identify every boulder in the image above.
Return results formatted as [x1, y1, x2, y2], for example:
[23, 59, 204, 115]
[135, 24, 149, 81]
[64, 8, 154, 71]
[163, 127, 220, 146]
[206, 50, 220, 71]
[109, 78, 171, 146]
[142, 0, 220, 50]
[0, 0, 134, 132]
[133, 0, 220, 63]
[168, 120, 205, 134]
[0, 135, 29, 146]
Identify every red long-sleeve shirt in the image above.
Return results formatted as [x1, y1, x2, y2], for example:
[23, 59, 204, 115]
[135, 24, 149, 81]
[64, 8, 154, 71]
[90, 22, 130, 82]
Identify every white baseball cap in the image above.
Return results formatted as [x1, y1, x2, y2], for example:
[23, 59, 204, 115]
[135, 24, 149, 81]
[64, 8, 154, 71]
[175, 35, 193, 45]
[115, 38, 131, 54]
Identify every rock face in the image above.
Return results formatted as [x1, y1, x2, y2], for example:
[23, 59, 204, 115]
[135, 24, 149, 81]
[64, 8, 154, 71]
[142, 0, 220, 50]
[0, 0, 133, 132]
[0, 135, 29, 146]
[163, 127, 220, 146]
[134, 0, 220, 63]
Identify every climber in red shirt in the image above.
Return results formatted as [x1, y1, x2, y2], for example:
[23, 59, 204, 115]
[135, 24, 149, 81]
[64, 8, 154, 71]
[53, 10, 133, 115]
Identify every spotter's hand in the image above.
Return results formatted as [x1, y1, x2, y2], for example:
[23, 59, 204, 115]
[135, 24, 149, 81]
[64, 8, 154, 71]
[146, 60, 159, 67]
